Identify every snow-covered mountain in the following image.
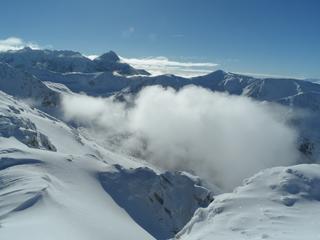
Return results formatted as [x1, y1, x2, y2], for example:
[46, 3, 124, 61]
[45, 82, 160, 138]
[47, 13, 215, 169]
[3, 48, 319, 104]
[4, 48, 317, 159]
[0, 47, 320, 240]
[0, 90, 212, 240]
[177, 164, 320, 240]
[93, 51, 150, 76]
[0, 47, 150, 76]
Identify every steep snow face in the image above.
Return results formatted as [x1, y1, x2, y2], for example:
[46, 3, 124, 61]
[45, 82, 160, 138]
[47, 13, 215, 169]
[0, 90, 213, 240]
[176, 164, 320, 240]
[99, 165, 214, 239]
[0, 63, 59, 107]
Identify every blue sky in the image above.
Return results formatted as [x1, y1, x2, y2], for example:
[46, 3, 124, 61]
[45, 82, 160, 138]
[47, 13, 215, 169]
[0, 0, 319, 78]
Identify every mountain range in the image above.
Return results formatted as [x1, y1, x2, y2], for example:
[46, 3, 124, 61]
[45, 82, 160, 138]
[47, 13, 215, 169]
[0, 47, 320, 240]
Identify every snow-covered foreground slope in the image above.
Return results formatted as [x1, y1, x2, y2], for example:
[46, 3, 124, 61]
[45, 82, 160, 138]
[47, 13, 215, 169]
[99, 167, 213, 239]
[177, 164, 320, 240]
[0, 150, 154, 240]
[0, 91, 212, 240]
[0, 91, 152, 240]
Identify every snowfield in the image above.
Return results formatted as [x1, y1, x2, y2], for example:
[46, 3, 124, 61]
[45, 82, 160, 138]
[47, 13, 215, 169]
[0, 48, 320, 239]
[177, 164, 320, 240]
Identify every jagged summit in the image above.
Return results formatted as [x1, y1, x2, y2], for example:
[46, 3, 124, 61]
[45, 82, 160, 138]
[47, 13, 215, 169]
[205, 69, 227, 78]
[19, 46, 33, 51]
[96, 50, 120, 63]
[93, 50, 150, 75]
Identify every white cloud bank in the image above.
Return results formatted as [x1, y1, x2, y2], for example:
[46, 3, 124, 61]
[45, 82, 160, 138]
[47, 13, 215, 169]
[0, 37, 40, 52]
[120, 56, 218, 77]
[62, 86, 300, 191]
[84, 55, 99, 60]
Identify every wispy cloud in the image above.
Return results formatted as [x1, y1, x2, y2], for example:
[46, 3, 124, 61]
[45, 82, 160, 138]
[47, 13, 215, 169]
[121, 27, 135, 38]
[236, 71, 306, 80]
[172, 34, 185, 38]
[120, 56, 218, 77]
[0, 37, 40, 52]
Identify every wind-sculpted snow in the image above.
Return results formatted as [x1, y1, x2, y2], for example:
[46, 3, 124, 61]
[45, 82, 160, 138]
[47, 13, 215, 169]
[0, 157, 42, 170]
[0, 162, 48, 220]
[176, 164, 320, 240]
[98, 165, 214, 239]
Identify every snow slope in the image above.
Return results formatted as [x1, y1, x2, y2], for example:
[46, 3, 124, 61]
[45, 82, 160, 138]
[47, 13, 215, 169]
[177, 164, 320, 240]
[0, 91, 212, 239]
[0, 90, 152, 239]
[99, 166, 213, 239]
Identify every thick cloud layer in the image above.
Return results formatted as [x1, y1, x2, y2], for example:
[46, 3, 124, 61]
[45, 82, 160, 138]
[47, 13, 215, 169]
[62, 86, 299, 190]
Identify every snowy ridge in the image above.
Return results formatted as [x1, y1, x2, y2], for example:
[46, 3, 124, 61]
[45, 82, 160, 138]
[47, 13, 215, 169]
[176, 164, 320, 240]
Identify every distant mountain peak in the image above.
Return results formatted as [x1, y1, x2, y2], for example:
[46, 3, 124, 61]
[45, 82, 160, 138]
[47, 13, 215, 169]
[198, 69, 227, 80]
[96, 50, 120, 63]
[21, 46, 33, 51]
[210, 69, 227, 76]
